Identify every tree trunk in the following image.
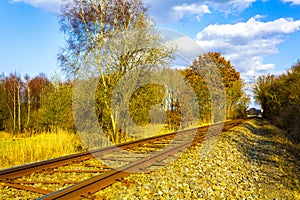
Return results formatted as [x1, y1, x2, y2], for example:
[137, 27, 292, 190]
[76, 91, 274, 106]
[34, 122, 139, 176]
[110, 113, 118, 144]
[26, 83, 31, 130]
[13, 81, 16, 134]
[17, 83, 21, 133]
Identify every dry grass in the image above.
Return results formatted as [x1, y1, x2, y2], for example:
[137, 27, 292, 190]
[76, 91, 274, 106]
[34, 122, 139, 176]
[0, 131, 83, 169]
[0, 121, 229, 170]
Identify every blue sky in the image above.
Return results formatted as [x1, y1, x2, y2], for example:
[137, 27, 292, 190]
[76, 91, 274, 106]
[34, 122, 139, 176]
[1, 0, 300, 107]
[0, 0, 64, 77]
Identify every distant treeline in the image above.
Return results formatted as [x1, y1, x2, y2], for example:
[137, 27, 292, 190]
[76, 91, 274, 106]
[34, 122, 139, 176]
[0, 73, 73, 134]
[254, 60, 300, 143]
[0, 52, 249, 140]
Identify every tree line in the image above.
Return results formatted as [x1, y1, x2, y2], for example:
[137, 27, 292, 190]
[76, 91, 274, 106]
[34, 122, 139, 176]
[254, 60, 300, 143]
[0, 51, 249, 138]
[0, 0, 249, 146]
[0, 73, 73, 134]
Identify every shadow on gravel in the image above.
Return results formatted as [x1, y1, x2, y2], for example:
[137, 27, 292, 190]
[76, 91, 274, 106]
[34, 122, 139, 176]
[226, 119, 300, 192]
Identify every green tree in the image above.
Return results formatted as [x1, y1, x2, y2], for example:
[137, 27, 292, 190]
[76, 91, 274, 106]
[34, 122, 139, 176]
[182, 52, 247, 122]
[59, 0, 173, 144]
[129, 83, 166, 126]
[254, 60, 300, 143]
[254, 75, 278, 119]
[24, 74, 54, 133]
[39, 82, 74, 133]
[205, 52, 245, 119]
[181, 64, 211, 124]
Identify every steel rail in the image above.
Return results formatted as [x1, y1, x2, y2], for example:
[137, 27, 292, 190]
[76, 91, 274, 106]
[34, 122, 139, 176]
[0, 129, 182, 180]
[1, 119, 245, 198]
[0, 121, 227, 180]
[40, 120, 244, 199]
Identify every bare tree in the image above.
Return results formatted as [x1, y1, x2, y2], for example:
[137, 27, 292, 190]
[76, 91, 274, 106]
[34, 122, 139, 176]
[24, 75, 31, 130]
[2, 73, 23, 133]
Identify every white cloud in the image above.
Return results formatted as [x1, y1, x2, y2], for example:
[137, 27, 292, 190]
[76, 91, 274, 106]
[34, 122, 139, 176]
[10, 0, 63, 13]
[282, 0, 300, 5]
[208, 0, 257, 15]
[198, 16, 300, 40]
[196, 16, 300, 81]
[171, 3, 211, 21]
[173, 3, 210, 14]
[145, 0, 258, 23]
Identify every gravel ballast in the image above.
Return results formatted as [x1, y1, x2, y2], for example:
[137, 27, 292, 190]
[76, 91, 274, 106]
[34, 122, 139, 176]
[95, 119, 300, 199]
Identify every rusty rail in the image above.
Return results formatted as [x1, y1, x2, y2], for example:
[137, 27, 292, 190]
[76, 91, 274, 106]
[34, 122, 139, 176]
[0, 120, 228, 180]
[1, 119, 245, 199]
[40, 120, 244, 199]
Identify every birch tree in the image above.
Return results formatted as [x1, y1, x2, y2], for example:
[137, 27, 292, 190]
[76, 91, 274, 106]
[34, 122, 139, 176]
[59, 0, 173, 144]
[1, 73, 23, 133]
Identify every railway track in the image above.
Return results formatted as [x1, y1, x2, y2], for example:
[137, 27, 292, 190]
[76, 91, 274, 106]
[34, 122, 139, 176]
[0, 119, 246, 199]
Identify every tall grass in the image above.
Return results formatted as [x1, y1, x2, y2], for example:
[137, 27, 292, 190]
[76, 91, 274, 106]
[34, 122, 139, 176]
[0, 131, 83, 169]
[0, 122, 213, 170]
